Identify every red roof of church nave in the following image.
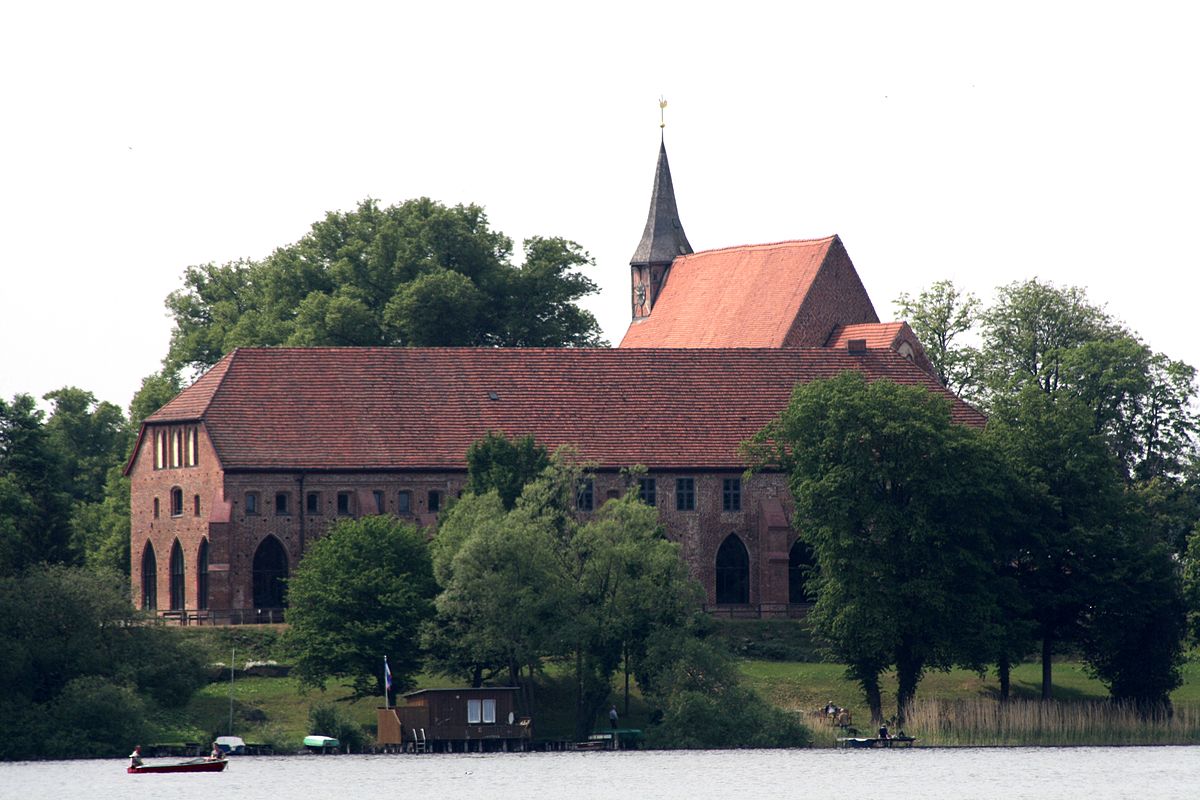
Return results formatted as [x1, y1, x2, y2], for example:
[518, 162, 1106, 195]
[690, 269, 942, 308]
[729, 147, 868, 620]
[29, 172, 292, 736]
[142, 347, 985, 471]
[621, 237, 858, 348]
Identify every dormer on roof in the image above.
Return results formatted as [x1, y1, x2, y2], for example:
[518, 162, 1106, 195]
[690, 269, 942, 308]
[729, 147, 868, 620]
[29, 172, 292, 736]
[630, 138, 692, 320]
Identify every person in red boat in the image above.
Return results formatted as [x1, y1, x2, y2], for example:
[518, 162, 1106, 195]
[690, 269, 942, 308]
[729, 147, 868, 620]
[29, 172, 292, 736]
[129, 746, 143, 768]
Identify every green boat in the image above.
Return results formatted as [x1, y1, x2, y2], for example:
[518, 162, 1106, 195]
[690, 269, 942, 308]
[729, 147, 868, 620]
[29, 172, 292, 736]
[303, 735, 340, 751]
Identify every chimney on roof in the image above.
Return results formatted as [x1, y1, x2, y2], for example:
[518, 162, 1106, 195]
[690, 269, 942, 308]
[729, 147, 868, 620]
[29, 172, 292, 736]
[847, 339, 868, 355]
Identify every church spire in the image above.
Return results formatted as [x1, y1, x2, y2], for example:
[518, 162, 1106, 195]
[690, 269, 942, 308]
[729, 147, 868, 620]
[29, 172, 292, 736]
[630, 138, 692, 267]
[630, 130, 692, 320]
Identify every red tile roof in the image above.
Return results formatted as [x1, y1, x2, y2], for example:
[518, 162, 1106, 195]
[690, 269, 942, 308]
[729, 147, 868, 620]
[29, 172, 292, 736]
[621, 239, 833, 348]
[140, 347, 986, 472]
[825, 322, 907, 350]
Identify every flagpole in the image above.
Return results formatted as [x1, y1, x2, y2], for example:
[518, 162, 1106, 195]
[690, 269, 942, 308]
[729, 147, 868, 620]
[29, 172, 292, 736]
[383, 655, 391, 710]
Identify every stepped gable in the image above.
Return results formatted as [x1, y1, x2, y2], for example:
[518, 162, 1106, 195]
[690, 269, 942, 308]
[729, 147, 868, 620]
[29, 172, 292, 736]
[620, 236, 879, 348]
[143, 347, 984, 472]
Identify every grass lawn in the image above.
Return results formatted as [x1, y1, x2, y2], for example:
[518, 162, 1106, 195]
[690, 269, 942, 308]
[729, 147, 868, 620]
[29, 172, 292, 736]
[157, 622, 1200, 749]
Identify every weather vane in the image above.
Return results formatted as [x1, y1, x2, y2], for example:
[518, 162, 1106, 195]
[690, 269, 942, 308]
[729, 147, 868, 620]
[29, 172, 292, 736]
[659, 96, 667, 129]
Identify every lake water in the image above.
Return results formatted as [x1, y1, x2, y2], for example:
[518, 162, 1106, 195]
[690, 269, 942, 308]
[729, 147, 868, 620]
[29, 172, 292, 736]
[2, 747, 1197, 800]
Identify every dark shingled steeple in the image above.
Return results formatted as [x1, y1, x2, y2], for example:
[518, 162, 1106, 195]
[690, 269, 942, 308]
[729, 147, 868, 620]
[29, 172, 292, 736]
[630, 140, 692, 266]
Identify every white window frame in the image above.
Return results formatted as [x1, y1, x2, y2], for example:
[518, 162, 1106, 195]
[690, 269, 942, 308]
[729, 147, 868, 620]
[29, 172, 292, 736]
[467, 699, 482, 724]
[482, 698, 496, 724]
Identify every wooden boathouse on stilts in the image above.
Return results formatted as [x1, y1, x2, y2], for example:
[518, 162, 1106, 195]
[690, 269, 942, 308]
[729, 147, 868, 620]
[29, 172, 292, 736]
[377, 687, 531, 753]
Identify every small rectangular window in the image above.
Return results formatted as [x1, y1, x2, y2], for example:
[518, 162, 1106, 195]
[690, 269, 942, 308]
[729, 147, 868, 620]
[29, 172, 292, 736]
[306, 492, 321, 514]
[428, 490, 441, 513]
[576, 478, 594, 512]
[723, 478, 741, 512]
[194, 494, 201, 516]
[467, 699, 482, 724]
[676, 478, 695, 511]
[245, 492, 259, 515]
[398, 491, 412, 514]
[170, 487, 183, 517]
[482, 698, 496, 724]
[373, 490, 385, 514]
[638, 477, 656, 506]
[275, 492, 289, 515]
[337, 491, 352, 515]
[153, 497, 160, 518]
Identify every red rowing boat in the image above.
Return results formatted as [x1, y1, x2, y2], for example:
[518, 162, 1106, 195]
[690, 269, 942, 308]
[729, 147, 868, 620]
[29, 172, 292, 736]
[127, 758, 228, 774]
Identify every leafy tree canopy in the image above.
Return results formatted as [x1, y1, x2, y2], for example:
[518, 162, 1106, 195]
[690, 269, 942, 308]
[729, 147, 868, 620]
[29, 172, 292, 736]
[285, 515, 437, 699]
[428, 449, 701, 739]
[165, 198, 605, 375]
[746, 371, 1010, 724]
[466, 432, 550, 510]
[0, 565, 207, 759]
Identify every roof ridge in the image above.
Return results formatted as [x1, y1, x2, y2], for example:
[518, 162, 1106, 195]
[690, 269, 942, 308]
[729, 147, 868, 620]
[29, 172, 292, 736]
[680, 236, 839, 260]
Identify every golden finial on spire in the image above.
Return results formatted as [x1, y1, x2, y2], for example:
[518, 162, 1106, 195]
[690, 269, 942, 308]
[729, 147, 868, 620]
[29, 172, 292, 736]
[659, 96, 668, 129]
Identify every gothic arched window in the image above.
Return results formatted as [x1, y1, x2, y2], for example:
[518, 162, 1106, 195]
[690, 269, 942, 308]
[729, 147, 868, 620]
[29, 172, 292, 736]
[169, 540, 185, 610]
[715, 534, 750, 604]
[141, 543, 158, 610]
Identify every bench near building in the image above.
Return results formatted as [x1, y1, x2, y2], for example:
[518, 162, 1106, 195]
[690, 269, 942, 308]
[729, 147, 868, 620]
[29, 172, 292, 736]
[126, 137, 984, 623]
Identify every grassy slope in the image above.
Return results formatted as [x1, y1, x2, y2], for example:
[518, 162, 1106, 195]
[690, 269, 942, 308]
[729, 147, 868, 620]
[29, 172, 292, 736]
[158, 626, 1200, 748]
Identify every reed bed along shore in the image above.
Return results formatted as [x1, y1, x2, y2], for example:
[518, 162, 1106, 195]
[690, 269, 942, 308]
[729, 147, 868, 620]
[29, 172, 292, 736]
[904, 698, 1200, 746]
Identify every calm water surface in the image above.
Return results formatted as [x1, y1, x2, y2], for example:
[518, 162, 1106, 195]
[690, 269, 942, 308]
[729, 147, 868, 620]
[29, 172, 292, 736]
[2, 747, 1198, 800]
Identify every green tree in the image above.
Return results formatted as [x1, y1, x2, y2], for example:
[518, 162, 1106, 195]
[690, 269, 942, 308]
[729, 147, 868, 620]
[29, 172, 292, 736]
[746, 371, 1006, 724]
[0, 565, 207, 759]
[466, 432, 551, 510]
[894, 279, 981, 398]
[285, 515, 436, 699]
[429, 449, 700, 739]
[42, 387, 131, 505]
[129, 370, 184, 427]
[426, 490, 567, 706]
[0, 394, 74, 573]
[164, 198, 604, 374]
[637, 629, 811, 749]
[1079, 529, 1185, 711]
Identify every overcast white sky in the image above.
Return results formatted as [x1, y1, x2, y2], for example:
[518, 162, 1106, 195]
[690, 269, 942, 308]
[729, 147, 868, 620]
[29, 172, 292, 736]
[2, 2, 1197, 412]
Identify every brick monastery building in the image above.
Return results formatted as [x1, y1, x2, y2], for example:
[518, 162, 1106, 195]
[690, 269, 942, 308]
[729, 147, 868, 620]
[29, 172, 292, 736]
[126, 139, 984, 622]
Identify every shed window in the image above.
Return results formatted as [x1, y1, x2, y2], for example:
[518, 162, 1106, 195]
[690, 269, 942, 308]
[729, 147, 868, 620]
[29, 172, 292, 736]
[467, 699, 482, 724]
[483, 698, 496, 724]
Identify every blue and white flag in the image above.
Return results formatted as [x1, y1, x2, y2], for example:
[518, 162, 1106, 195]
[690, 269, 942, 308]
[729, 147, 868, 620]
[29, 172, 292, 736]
[384, 656, 393, 693]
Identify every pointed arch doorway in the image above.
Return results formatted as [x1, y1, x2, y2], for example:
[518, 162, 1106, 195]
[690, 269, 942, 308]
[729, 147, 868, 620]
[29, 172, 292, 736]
[252, 536, 289, 610]
[715, 534, 750, 604]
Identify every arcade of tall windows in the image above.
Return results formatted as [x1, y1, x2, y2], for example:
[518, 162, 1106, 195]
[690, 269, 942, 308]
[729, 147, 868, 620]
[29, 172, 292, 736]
[153, 425, 200, 469]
